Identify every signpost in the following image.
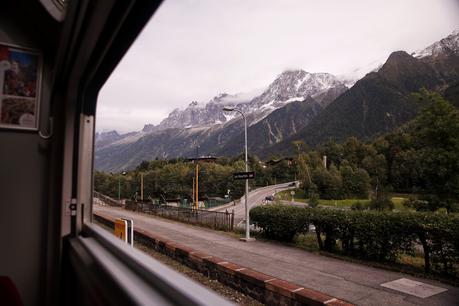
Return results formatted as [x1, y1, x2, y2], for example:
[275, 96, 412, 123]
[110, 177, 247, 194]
[115, 218, 134, 246]
[115, 219, 127, 242]
[233, 171, 255, 180]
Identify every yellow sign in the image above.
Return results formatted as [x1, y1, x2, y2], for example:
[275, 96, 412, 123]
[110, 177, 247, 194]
[115, 219, 127, 242]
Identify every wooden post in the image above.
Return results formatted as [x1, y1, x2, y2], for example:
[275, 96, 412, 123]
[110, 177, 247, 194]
[140, 172, 144, 201]
[195, 162, 199, 210]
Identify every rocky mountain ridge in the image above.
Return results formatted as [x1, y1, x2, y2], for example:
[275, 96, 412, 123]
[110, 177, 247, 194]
[141, 70, 347, 132]
[413, 31, 459, 59]
[269, 32, 459, 156]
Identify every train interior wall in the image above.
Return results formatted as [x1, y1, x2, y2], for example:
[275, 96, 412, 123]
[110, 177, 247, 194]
[0, 2, 59, 306]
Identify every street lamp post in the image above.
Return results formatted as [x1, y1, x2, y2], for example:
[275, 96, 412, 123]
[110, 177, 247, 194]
[195, 145, 200, 210]
[223, 107, 254, 241]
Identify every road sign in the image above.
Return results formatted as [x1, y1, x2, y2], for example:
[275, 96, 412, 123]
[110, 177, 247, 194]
[115, 218, 134, 246]
[233, 171, 255, 180]
[290, 191, 295, 195]
[115, 219, 127, 242]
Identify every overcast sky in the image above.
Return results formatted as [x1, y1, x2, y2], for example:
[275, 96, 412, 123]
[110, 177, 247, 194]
[97, 0, 459, 133]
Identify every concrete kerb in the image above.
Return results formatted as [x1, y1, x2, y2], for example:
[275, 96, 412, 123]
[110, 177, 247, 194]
[93, 212, 354, 306]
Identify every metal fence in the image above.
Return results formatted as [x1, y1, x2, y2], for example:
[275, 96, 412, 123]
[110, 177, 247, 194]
[180, 198, 232, 209]
[204, 198, 232, 209]
[125, 200, 234, 231]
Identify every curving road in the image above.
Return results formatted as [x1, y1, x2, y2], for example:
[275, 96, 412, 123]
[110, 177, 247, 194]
[213, 181, 298, 226]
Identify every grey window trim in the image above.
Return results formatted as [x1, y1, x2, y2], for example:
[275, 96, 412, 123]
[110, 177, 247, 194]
[72, 223, 234, 306]
[39, 0, 66, 21]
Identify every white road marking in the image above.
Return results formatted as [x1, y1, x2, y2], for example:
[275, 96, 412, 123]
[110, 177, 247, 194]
[380, 278, 447, 298]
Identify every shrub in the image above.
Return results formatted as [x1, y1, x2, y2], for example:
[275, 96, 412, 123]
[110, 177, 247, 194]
[368, 194, 394, 211]
[403, 196, 429, 211]
[250, 205, 308, 242]
[351, 201, 366, 210]
[351, 211, 415, 261]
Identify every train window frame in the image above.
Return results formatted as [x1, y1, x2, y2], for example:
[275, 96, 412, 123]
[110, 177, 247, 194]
[59, 1, 234, 305]
[39, 0, 66, 21]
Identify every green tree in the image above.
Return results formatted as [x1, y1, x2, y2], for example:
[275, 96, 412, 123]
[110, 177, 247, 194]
[312, 165, 342, 199]
[411, 90, 459, 210]
[362, 153, 387, 196]
[340, 162, 370, 199]
[297, 153, 313, 191]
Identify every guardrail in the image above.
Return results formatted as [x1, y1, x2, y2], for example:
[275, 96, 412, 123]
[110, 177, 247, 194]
[94, 191, 122, 207]
[125, 200, 234, 231]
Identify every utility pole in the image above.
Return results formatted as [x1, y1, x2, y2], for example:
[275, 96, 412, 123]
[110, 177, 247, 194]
[195, 145, 199, 210]
[195, 162, 199, 210]
[118, 178, 121, 201]
[140, 172, 144, 201]
[188, 148, 216, 210]
[192, 177, 195, 207]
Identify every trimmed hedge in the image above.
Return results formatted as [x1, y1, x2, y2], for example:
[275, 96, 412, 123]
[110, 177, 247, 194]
[250, 205, 459, 275]
[249, 205, 309, 241]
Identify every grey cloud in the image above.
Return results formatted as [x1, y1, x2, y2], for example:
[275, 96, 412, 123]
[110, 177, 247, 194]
[97, 0, 459, 132]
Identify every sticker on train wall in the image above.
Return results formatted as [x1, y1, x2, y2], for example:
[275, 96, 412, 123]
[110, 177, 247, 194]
[0, 43, 42, 131]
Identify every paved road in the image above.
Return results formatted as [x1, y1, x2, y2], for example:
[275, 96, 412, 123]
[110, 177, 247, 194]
[94, 205, 459, 306]
[213, 182, 296, 225]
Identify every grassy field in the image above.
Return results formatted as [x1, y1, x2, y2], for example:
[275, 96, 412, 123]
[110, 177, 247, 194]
[275, 189, 410, 210]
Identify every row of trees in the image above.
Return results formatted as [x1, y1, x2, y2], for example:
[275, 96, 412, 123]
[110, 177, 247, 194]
[94, 155, 297, 201]
[96, 160, 242, 201]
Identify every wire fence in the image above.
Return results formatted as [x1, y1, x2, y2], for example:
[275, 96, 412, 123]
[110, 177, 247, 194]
[125, 200, 234, 231]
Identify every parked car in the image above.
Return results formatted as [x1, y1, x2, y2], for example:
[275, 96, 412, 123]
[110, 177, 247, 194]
[265, 195, 274, 201]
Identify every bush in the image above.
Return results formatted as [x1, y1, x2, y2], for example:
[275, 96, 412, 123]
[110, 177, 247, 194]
[403, 195, 459, 213]
[250, 205, 459, 276]
[250, 205, 308, 242]
[351, 201, 367, 210]
[368, 194, 394, 211]
[350, 211, 415, 261]
[403, 196, 429, 211]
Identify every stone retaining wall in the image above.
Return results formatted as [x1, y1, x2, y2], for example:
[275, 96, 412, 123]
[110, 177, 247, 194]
[93, 212, 353, 306]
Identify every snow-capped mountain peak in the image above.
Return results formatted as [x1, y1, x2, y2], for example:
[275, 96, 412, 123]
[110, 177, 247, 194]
[413, 30, 459, 59]
[95, 130, 120, 142]
[149, 69, 347, 132]
[238, 69, 346, 114]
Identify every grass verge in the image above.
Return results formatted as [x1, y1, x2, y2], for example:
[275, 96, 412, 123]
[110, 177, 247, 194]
[275, 189, 410, 210]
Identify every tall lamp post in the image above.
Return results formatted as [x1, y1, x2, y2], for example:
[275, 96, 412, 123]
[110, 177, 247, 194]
[194, 145, 200, 210]
[223, 107, 254, 241]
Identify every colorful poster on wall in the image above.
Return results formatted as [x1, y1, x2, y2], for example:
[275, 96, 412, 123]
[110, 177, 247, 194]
[0, 43, 41, 130]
